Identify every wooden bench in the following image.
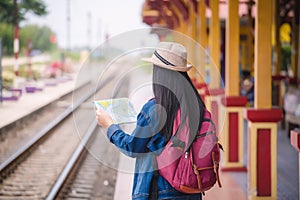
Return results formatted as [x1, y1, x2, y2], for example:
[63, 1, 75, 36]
[24, 81, 44, 93]
[25, 86, 43, 93]
[1, 88, 22, 101]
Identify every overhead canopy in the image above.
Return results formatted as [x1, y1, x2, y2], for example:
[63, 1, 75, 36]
[142, 0, 297, 29]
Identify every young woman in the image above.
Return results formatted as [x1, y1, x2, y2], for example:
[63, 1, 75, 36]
[96, 42, 206, 200]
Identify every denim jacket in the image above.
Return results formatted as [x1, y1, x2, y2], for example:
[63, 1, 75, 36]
[107, 99, 202, 200]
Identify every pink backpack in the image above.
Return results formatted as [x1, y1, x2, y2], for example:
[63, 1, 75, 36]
[156, 109, 222, 194]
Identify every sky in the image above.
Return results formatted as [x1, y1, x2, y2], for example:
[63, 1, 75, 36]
[24, 0, 150, 49]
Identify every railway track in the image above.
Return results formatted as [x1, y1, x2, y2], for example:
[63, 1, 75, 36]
[0, 82, 89, 170]
[46, 124, 120, 200]
[0, 59, 132, 199]
[0, 81, 88, 164]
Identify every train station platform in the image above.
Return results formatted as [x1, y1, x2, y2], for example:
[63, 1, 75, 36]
[113, 126, 298, 199]
[0, 74, 80, 129]
[0, 66, 298, 199]
[113, 68, 299, 200]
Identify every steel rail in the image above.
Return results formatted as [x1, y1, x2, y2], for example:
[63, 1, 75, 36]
[45, 73, 123, 199]
[45, 120, 98, 200]
[0, 74, 112, 178]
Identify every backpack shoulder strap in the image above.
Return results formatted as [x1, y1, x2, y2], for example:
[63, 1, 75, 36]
[203, 118, 216, 129]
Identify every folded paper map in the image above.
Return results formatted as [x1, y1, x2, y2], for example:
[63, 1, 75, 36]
[94, 98, 137, 124]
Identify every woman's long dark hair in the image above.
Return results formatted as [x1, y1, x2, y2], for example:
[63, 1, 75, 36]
[152, 65, 206, 145]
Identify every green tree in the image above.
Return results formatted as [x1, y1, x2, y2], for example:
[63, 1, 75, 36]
[0, 23, 14, 55]
[20, 24, 57, 52]
[0, 0, 48, 55]
[0, 23, 57, 55]
[0, 0, 47, 24]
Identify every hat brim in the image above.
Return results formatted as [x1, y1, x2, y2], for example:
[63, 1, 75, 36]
[142, 57, 192, 72]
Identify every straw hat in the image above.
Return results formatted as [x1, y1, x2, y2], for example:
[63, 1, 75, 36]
[142, 42, 192, 72]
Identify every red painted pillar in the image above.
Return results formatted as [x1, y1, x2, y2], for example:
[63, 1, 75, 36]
[221, 96, 248, 171]
[244, 108, 282, 199]
[204, 88, 224, 134]
[290, 130, 300, 200]
[193, 80, 208, 102]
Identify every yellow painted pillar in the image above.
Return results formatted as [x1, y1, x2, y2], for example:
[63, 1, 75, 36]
[254, 1, 272, 109]
[194, 0, 208, 103]
[198, 0, 207, 48]
[221, 0, 247, 172]
[247, 0, 255, 73]
[274, 0, 281, 75]
[225, 0, 239, 97]
[291, 0, 299, 78]
[187, 2, 198, 80]
[208, 0, 220, 89]
[187, 2, 197, 43]
[290, 130, 300, 200]
[171, 4, 188, 45]
[171, 2, 197, 83]
[205, 0, 223, 136]
[244, 0, 282, 199]
[196, 0, 207, 85]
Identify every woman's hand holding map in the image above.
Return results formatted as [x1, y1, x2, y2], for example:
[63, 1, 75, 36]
[94, 98, 137, 127]
[96, 109, 114, 128]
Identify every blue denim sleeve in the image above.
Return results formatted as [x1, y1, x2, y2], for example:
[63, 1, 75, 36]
[106, 100, 165, 158]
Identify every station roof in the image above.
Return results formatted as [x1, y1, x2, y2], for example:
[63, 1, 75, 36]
[142, 0, 296, 29]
